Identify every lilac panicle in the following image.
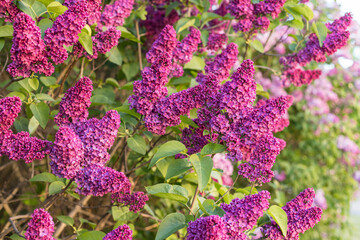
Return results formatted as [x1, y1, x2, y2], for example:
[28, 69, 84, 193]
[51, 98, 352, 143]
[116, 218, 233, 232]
[0, 97, 51, 163]
[187, 215, 228, 240]
[75, 165, 131, 196]
[64, 0, 102, 25]
[25, 208, 55, 240]
[221, 191, 271, 238]
[98, 0, 134, 30]
[262, 188, 322, 240]
[50, 126, 84, 179]
[54, 77, 93, 126]
[173, 27, 201, 64]
[44, 0, 87, 64]
[112, 192, 149, 213]
[0, 0, 20, 22]
[103, 224, 133, 240]
[206, 33, 228, 52]
[7, 13, 54, 78]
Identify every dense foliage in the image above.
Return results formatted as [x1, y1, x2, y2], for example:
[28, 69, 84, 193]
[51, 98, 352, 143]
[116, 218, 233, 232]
[0, 0, 359, 239]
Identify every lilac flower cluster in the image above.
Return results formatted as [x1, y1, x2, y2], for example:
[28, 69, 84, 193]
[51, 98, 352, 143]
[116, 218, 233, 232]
[206, 33, 228, 53]
[187, 191, 270, 240]
[280, 13, 352, 86]
[0, 97, 51, 163]
[262, 188, 322, 240]
[51, 77, 147, 209]
[112, 192, 149, 213]
[25, 208, 55, 240]
[103, 224, 133, 240]
[7, 13, 54, 77]
[44, 0, 87, 64]
[98, 0, 134, 30]
[64, 0, 102, 26]
[228, 0, 286, 33]
[0, 0, 20, 22]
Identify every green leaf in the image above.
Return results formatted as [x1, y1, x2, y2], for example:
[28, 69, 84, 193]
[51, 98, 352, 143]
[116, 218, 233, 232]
[38, 18, 53, 38]
[198, 199, 226, 217]
[176, 18, 196, 33]
[78, 31, 93, 56]
[115, 104, 141, 119]
[116, 26, 140, 43]
[30, 172, 57, 182]
[0, 39, 5, 52]
[28, 78, 39, 90]
[78, 231, 106, 240]
[18, 0, 47, 19]
[0, 25, 14, 38]
[190, 154, 213, 191]
[30, 102, 50, 129]
[249, 39, 264, 53]
[157, 158, 191, 180]
[214, 182, 231, 204]
[36, 93, 55, 102]
[155, 213, 186, 240]
[105, 78, 120, 88]
[283, 19, 304, 30]
[9, 234, 25, 240]
[7, 91, 26, 101]
[201, 12, 221, 28]
[13, 117, 29, 132]
[135, 5, 147, 20]
[257, 213, 271, 226]
[184, 56, 205, 71]
[312, 22, 328, 47]
[37, 0, 54, 7]
[80, 218, 97, 229]
[200, 30, 209, 47]
[28, 116, 39, 135]
[40, 76, 56, 87]
[149, 140, 187, 168]
[200, 143, 226, 156]
[111, 206, 139, 221]
[284, 3, 313, 21]
[180, 115, 198, 128]
[127, 135, 149, 155]
[256, 90, 270, 99]
[49, 181, 65, 195]
[57, 216, 74, 226]
[268, 205, 288, 237]
[145, 183, 189, 204]
[122, 63, 139, 81]
[106, 46, 123, 66]
[47, 1, 68, 14]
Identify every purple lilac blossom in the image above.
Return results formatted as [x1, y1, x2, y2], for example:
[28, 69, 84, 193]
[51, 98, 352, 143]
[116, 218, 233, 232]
[103, 224, 133, 240]
[187, 215, 228, 240]
[221, 191, 271, 239]
[262, 188, 322, 240]
[64, 0, 102, 25]
[112, 192, 149, 213]
[75, 165, 131, 196]
[206, 33, 228, 52]
[54, 77, 93, 126]
[98, 0, 134, 30]
[0, 0, 20, 22]
[25, 209, 55, 240]
[44, 0, 87, 64]
[0, 97, 51, 163]
[7, 13, 54, 77]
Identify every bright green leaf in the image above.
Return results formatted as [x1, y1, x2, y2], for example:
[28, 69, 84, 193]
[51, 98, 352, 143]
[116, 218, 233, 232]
[268, 205, 288, 237]
[30, 172, 57, 182]
[249, 39, 264, 53]
[312, 22, 328, 47]
[155, 213, 186, 240]
[0, 39, 5, 52]
[7, 91, 26, 101]
[111, 206, 139, 221]
[105, 47, 123, 66]
[28, 116, 39, 135]
[40, 76, 56, 87]
[189, 154, 213, 191]
[127, 135, 149, 155]
[78, 231, 106, 240]
[47, 1, 68, 14]
[200, 143, 226, 156]
[57, 216, 74, 226]
[149, 140, 187, 168]
[180, 115, 199, 128]
[145, 183, 189, 203]
[198, 199, 226, 217]
[38, 18, 53, 38]
[116, 26, 140, 43]
[0, 25, 14, 38]
[184, 56, 205, 71]
[36, 93, 55, 102]
[28, 78, 39, 90]
[80, 218, 97, 229]
[49, 181, 65, 195]
[30, 102, 50, 129]
[176, 18, 196, 33]
[78, 32, 93, 56]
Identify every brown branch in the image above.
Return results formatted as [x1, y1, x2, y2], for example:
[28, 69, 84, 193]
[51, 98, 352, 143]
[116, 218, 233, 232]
[135, 21, 143, 71]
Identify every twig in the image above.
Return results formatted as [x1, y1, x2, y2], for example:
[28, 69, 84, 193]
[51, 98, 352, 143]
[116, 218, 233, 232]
[135, 21, 143, 71]
[9, 218, 25, 239]
[190, 186, 199, 214]
[215, 175, 239, 204]
[80, 57, 85, 78]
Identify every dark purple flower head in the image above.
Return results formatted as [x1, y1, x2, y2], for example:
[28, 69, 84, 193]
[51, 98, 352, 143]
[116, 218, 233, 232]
[98, 0, 134, 30]
[221, 191, 270, 238]
[44, 0, 88, 64]
[0, 96, 21, 131]
[262, 188, 322, 240]
[54, 77, 93, 126]
[206, 33, 228, 52]
[187, 215, 228, 240]
[173, 27, 201, 64]
[7, 13, 54, 77]
[0, 0, 20, 22]
[25, 208, 55, 240]
[112, 192, 149, 213]
[103, 224, 133, 240]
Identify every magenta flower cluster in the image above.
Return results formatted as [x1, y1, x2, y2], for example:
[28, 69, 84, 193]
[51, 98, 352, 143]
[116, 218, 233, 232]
[281, 13, 352, 86]
[25, 208, 55, 240]
[187, 191, 270, 240]
[112, 192, 149, 213]
[7, 13, 54, 77]
[262, 188, 322, 240]
[0, 0, 20, 22]
[228, 0, 286, 33]
[98, 0, 134, 30]
[103, 224, 133, 240]
[0, 97, 51, 163]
